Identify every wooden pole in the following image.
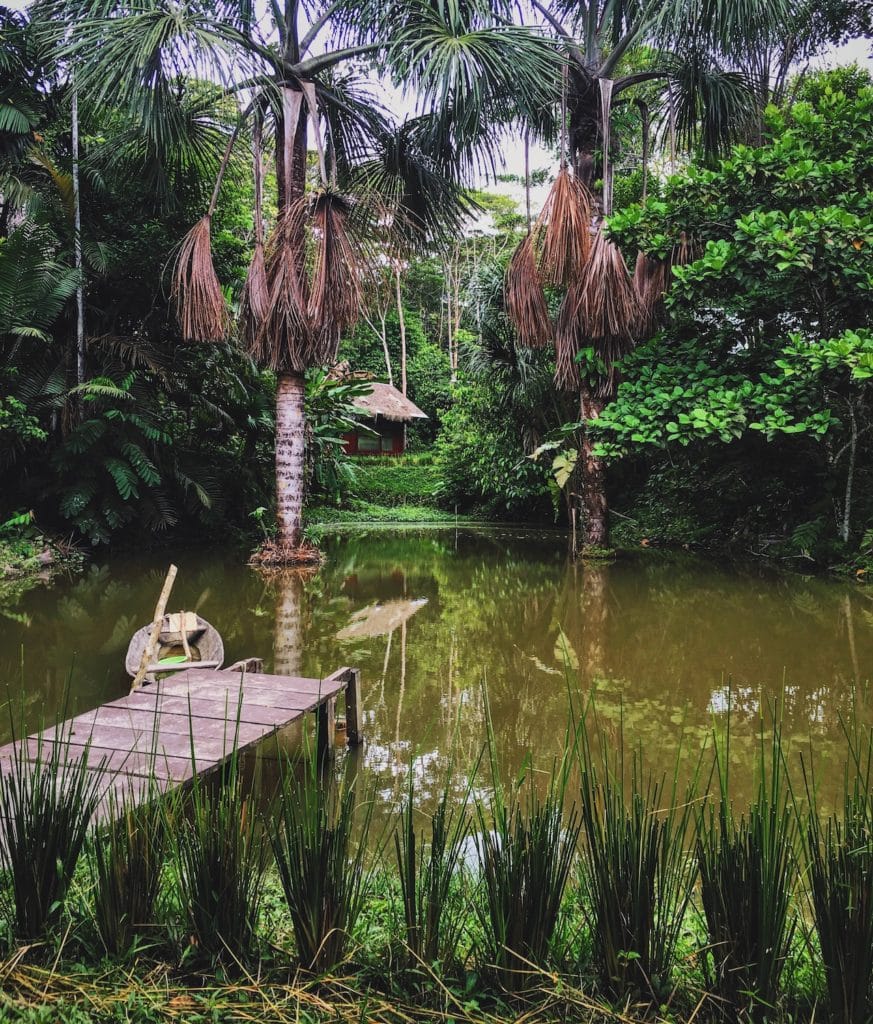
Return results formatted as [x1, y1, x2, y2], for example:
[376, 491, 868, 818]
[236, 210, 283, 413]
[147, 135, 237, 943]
[131, 564, 178, 691]
[345, 668, 362, 747]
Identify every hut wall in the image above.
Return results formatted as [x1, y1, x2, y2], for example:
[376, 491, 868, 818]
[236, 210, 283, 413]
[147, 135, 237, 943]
[343, 417, 405, 456]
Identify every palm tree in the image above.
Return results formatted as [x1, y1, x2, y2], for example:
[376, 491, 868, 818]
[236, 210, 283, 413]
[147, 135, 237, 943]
[506, 0, 794, 549]
[52, 0, 557, 561]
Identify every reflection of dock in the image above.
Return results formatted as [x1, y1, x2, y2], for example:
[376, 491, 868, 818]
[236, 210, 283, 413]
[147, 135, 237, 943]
[0, 667, 361, 818]
[336, 599, 428, 639]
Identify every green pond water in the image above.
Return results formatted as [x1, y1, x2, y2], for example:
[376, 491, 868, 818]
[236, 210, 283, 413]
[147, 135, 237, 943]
[1, 527, 871, 814]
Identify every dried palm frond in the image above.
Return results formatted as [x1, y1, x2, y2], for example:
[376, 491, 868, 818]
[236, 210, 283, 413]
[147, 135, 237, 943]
[669, 230, 696, 269]
[505, 235, 553, 348]
[172, 215, 227, 342]
[251, 188, 372, 372]
[250, 208, 310, 371]
[539, 167, 593, 287]
[309, 191, 362, 334]
[554, 231, 641, 389]
[240, 243, 269, 346]
[633, 251, 669, 336]
[554, 284, 583, 390]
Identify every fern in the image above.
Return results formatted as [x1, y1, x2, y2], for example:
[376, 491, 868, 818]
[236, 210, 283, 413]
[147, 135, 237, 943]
[790, 516, 825, 556]
[104, 457, 140, 501]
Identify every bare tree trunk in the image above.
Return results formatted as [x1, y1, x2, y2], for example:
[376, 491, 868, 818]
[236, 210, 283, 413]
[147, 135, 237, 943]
[395, 265, 407, 396]
[71, 82, 85, 392]
[579, 383, 608, 549]
[841, 399, 857, 544]
[379, 311, 393, 386]
[275, 372, 306, 549]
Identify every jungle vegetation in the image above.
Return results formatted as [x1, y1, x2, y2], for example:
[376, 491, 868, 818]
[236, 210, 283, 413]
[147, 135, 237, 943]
[0, 0, 872, 570]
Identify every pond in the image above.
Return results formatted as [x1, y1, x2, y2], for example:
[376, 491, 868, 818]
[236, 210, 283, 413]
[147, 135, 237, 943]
[1, 527, 871, 815]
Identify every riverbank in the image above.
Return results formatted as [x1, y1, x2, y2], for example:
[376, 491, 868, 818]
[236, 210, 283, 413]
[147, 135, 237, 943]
[0, 528, 86, 604]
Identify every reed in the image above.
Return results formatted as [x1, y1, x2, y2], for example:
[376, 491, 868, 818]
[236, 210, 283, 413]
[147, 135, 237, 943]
[696, 707, 798, 1023]
[268, 754, 374, 973]
[802, 720, 873, 1024]
[576, 707, 699, 1005]
[90, 780, 167, 955]
[0, 725, 104, 941]
[166, 751, 267, 961]
[394, 755, 475, 970]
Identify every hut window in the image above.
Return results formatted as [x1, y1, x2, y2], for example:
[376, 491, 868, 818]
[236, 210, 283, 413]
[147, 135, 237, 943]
[380, 433, 394, 452]
[358, 432, 379, 452]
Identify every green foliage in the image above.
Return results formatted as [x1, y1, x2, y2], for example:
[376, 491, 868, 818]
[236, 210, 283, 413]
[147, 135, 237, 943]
[304, 370, 372, 504]
[597, 77, 873, 554]
[348, 457, 442, 506]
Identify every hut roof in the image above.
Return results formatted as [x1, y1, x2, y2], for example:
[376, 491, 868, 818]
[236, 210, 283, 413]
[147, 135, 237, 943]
[352, 382, 428, 422]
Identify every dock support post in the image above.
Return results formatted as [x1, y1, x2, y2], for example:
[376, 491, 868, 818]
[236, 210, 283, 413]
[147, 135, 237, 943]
[316, 697, 334, 766]
[346, 668, 363, 747]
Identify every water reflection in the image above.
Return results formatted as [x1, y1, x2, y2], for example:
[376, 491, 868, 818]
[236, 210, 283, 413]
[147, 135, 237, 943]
[1, 530, 871, 817]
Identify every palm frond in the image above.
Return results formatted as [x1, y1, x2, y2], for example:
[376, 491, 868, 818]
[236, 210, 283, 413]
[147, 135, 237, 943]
[172, 215, 228, 343]
[556, 230, 640, 387]
[539, 166, 593, 287]
[505, 235, 553, 349]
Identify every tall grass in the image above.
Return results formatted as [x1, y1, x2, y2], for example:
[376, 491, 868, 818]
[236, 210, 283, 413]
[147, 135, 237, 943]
[473, 694, 581, 994]
[0, 726, 105, 941]
[268, 753, 374, 973]
[475, 763, 581, 993]
[394, 756, 475, 970]
[802, 719, 873, 1024]
[576, 709, 699, 1004]
[166, 753, 268, 961]
[696, 709, 797, 1023]
[90, 781, 167, 955]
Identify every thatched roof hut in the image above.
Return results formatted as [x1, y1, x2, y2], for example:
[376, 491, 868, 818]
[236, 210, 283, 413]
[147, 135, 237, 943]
[351, 382, 427, 422]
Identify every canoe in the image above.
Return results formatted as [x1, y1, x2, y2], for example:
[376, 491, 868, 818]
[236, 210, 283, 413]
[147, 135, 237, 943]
[124, 614, 225, 681]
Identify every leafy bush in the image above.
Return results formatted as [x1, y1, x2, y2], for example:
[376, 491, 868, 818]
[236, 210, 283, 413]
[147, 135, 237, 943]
[348, 458, 443, 506]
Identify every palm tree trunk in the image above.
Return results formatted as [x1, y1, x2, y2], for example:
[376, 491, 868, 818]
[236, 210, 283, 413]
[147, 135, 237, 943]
[579, 382, 608, 548]
[275, 372, 306, 549]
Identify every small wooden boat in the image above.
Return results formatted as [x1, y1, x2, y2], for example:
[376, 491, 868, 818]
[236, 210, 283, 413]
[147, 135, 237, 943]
[125, 613, 224, 682]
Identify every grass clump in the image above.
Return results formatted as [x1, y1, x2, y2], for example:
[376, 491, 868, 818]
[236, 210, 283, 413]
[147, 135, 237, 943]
[696, 708, 797, 1023]
[0, 726, 104, 941]
[802, 720, 873, 1024]
[395, 755, 474, 972]
[89, 782, 167, 955]
[167, 754, 268, 962]
[577, 709, 699, 1006]
[268, 755, 374, 973]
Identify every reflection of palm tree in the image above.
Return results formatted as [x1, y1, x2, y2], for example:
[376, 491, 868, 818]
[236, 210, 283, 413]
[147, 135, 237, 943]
[556, 560, 611, 688]
[267, 569, 317, 677]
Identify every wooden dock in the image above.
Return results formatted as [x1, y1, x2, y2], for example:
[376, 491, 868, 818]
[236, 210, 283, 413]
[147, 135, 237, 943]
[0, 666, 361, 816]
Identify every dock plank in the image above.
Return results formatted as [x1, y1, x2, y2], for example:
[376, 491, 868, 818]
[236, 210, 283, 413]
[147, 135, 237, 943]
[0, 666, 358, 815]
